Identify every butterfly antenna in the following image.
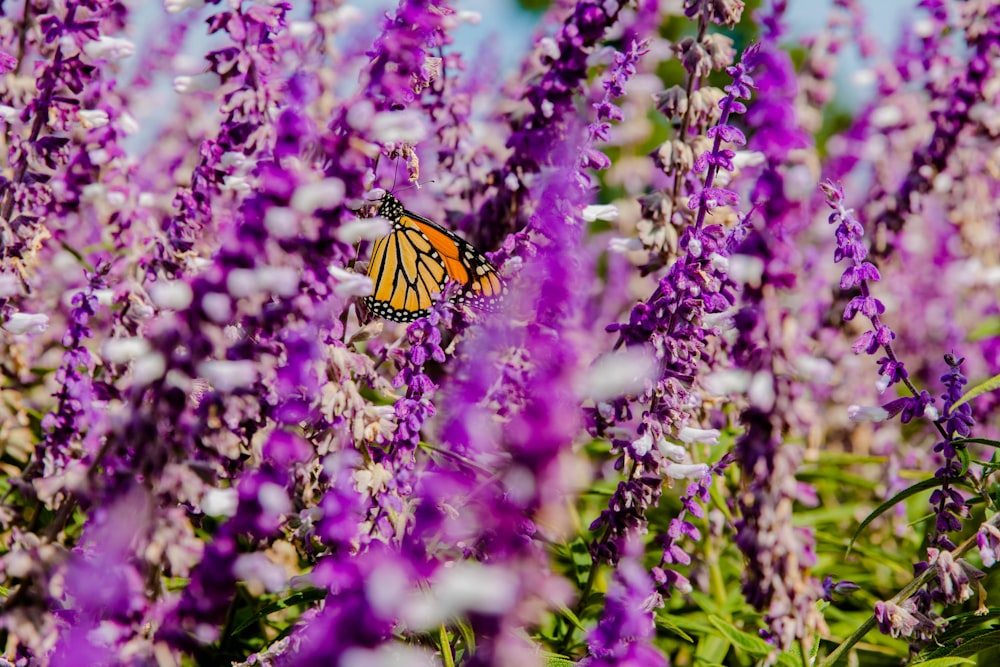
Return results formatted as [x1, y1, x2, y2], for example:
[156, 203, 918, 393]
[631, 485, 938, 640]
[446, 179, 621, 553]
[396, 178, 436, 196]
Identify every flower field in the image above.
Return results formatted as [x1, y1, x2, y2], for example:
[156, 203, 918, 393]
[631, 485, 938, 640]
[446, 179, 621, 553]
[2, 1, 1000, 665]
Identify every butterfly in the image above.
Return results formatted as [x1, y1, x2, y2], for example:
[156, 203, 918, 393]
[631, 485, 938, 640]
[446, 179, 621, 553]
[363, 193, 504, 322]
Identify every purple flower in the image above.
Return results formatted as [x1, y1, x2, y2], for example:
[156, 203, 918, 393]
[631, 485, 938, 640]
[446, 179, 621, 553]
[581, 539, 667, 667]
[725, 32, 828, 651]
[874, 599, 937, 639]
[655, 456, 731, 597]
[925, 355, 975, 550]
[367, 0, 451, 110]
[277, 544, 407, 665]
[151, 2, 292, 280]
[0, 49, 16, 74]
[977, 521, 1000, 568]
[928, 548, 984, 605]
[593, 45, 757, 569]
[875, 1, 1000, 235]
[823, 180, 927, 400]
[478, 0, 631, 246]
[822, 576, 860, 601]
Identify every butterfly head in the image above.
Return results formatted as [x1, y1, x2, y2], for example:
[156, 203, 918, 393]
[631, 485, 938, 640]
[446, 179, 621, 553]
[377, 193, 404, 221]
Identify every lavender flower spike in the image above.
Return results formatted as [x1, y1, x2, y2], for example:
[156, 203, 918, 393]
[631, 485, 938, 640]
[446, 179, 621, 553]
[822, 180, 932, 416]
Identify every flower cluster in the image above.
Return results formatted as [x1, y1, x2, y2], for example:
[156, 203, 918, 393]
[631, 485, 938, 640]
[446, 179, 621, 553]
[823, 180, 933, 419]
[590, 41, 758, 574]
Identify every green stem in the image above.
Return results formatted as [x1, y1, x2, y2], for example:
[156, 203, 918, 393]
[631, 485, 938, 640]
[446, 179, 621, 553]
[439, 625, 455, 667]
[818, 513, 1000, 667]
[705, 537, 726, 610]
[799, 638, 812, 667]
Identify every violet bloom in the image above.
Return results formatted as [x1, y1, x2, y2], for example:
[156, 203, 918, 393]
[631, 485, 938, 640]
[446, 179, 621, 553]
[874, 599, 937, 640]
[730, 406, 825, 652]
[479, 0, 631, 246]
[928, 548, 984, 606]
[275, 544, 409, 666]
[160, 430, 311, 649]
[366, 0, 451, 110]
[152, 2, 292, 279]
[926, 355, 974, 550]
[592, 44, 759, 570]
[49, 488, 151, 666]
[422, 7, 656, 662]
[746, 0, 811, 233]
[977, 520, 1000, 568]
[440, 163, 590, 663]
[823, 180, 933, 417]
[32, 2, 367, 660]
[724, 42, 829, 654]
[38, 264, 110, 469]
[365, 307, 450, 526]
[822, 576, 860, 601]
[584, 38, 650, 178]
[889, 354, 981, 626]
[1, 4, 87, 258]
[875, 1, 1000, 235]
[582, 539, 667, 667]
[654, 455, 733, 597]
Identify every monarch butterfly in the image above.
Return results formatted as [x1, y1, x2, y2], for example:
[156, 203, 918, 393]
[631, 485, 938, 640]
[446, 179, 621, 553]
[363, 193, 504, 322]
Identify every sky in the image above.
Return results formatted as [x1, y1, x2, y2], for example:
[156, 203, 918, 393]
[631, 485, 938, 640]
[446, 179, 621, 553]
[124, 0, 922, 150]
[447, 0, 921, 106]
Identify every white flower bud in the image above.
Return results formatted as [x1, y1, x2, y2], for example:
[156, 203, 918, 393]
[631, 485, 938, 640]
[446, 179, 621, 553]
[78, 109, 109, 129]
[291, 178, 346, 213]
[2, 312, 49, 335]
[164, 0, 205, 11]
[847, 404, 890, 423]
[173, 72, 221, 94]
[149, 280, 194, 310]
[582, 204, 619, 222]
[666, 463, 710, 479]
[84, 36, 135, 61]
[197, 359, 258, 392]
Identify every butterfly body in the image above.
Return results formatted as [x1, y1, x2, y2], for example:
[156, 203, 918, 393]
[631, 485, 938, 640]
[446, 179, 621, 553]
[363, 194, 504, 322]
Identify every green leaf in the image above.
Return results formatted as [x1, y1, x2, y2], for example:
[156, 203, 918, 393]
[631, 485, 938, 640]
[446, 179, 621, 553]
[228, 588, 327, 636]
[912, 656, 977, 666]
[949, 372, 1000, 414]
[776, 642, 803, 667]
[928, 608, 1000, 646]
[695, 635, 731, 665]
[567, 538, 593, 588]
[969, 316, 1000, 341]
[917, 626, 1000, 661]
[797, 469, 879, 492]
[795, 503, 868, 527]
[555, 603, 588, 633]
[58, 239, 95, 272]
[540, 652, 577, 667]
[953, 437, 1000, 449]
[455, 618, 476, 654]
[662, 614, 715, 635]
[848, 476, 970, 553]
[707, 615, 772, 657]
[958, 446, 971, 474]
[655, 616, 694, 643]
[811, 452, 889, 466]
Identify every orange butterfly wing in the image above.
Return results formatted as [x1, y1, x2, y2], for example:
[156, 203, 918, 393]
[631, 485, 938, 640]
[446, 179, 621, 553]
[363, 195, 504, 322]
